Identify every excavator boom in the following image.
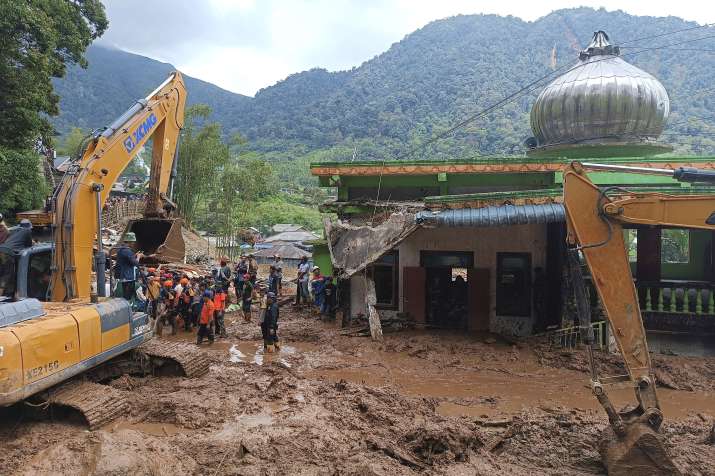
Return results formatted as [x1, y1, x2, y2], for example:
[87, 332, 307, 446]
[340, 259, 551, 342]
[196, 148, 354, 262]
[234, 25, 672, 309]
[563, 161, 715, 475]
[50, 72, 186, 301]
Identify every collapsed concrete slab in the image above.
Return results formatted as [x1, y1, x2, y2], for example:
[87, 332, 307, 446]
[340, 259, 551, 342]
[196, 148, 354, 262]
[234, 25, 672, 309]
[325, 211, 418, 278]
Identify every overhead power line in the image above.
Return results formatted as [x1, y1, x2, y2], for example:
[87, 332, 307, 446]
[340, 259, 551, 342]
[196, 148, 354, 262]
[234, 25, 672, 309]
[393, 30, 715, 163]
[619, 22, 715, 45]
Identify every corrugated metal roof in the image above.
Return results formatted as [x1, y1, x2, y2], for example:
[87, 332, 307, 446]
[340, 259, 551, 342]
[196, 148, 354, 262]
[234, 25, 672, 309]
[415, 204, 565, 227]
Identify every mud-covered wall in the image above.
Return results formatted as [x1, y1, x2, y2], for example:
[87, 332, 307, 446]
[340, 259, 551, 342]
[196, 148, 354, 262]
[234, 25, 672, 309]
[395, 224, 548, 336]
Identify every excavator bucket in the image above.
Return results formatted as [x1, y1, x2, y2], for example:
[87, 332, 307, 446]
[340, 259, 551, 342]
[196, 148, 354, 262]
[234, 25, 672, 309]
[124, 218, 185, 263]
[600, 422, 680, 476]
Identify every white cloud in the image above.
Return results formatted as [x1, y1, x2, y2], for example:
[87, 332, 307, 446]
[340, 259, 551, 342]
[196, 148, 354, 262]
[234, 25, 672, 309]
[100, 0, 715, 96]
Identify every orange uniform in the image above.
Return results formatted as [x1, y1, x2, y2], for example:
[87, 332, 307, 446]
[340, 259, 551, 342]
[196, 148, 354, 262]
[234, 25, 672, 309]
[200, 300, 215, 325]
[213, 292, 226, 312]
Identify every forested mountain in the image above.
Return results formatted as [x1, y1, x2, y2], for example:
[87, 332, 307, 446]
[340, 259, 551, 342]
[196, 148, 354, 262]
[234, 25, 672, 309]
[53, 7, 715, 160]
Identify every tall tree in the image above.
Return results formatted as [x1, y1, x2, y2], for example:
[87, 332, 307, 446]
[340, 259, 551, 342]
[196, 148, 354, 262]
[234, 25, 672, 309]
[174, 105, 230, 225]
[0, 0, 108, 149]
[0, 1, 107, 218]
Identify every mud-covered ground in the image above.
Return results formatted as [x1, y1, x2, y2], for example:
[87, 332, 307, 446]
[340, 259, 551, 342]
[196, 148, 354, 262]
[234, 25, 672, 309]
[1, 304, 713, 475]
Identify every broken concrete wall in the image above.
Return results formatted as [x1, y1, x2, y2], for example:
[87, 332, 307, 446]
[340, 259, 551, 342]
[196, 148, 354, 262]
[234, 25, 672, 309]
[327, 212, 418, 278]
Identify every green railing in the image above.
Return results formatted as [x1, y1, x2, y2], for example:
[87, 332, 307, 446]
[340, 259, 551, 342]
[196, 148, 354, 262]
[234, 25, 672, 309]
[637, 281, 715, 315]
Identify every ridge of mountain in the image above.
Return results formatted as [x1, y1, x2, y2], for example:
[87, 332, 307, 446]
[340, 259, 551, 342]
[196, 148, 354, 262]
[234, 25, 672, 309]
[52, 7, 715, 159]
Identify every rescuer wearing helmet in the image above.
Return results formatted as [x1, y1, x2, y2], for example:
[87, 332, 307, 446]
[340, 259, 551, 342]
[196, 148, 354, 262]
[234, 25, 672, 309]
[116, 231, 144, 301]
[176, 277, 192, 332]
[197, 290, 215, 345]
[156, 279, 176, 336]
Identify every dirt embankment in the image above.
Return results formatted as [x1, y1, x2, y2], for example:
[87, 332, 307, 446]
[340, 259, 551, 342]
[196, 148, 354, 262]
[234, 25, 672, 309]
[1, 308, 713, 475]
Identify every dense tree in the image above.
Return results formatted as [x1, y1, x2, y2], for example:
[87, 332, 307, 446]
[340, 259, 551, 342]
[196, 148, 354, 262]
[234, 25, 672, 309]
[174, 105, 231, 225]
[0, 0, 108, 148]
[0, 147, 48, 220]
[0, 0, 107, 218]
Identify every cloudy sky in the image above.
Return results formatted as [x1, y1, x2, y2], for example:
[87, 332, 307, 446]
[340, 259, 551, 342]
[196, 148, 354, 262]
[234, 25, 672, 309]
[99, 0, 714, 96]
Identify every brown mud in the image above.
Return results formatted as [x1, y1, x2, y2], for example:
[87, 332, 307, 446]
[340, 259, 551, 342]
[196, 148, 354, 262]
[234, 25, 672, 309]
[1, 305, 713, 475]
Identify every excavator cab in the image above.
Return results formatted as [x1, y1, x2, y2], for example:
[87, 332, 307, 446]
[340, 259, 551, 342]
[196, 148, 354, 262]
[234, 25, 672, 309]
[0, 244, 53, 302]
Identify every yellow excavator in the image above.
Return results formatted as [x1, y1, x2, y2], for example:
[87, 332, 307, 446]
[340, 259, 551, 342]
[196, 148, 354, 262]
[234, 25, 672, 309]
[563, 161, 715, 475]
[0, 72, 209, 428]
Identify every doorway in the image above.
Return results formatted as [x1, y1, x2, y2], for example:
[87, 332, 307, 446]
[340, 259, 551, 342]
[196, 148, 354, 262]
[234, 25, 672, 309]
[496, 252, 532, 317]
[420, 251, 473, 329]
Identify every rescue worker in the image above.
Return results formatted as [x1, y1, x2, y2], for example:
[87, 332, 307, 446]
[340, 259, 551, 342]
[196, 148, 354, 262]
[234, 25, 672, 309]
[196, 290, 215, 345]
[3, 219, 33, 250]
[213, 285, 227, 338]
[241, 273, 253, 322]
[262, 292, 280, 352]
[0, 213, 9, 244]
[156, 279, 177, 335]
[146, 273, 161, 320]
[190, 279, 203, 329]
[116, 232, 144, 300]
[177, 277, 193, 331]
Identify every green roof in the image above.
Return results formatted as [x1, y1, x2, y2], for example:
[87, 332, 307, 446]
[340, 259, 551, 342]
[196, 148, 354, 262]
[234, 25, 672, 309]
[310, 155, 715, 169]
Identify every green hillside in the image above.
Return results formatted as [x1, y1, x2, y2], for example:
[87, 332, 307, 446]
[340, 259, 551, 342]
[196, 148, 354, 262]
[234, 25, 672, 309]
[52, 7, 715, 160]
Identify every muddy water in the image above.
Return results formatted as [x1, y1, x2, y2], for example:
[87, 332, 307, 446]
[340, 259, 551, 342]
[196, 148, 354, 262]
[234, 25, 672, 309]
[309, 346, 714, 421]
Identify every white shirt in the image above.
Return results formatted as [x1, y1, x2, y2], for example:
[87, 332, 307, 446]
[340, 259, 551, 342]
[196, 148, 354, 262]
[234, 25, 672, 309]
[298, 262, 310, 282]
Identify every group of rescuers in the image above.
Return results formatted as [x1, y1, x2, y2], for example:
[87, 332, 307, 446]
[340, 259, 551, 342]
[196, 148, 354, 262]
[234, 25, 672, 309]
[113, 231, 337, 352]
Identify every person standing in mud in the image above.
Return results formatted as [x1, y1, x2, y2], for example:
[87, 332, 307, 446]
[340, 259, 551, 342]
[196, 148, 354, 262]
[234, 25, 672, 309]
[273, 254, 284, 295]
[295, 256, 310, 306]
[213, 285, 227, 338]
[197, 290, 215, 345]
[262, 292, 280, 352]
[241, 273, 254, 322]
[234, 255, 248, 295]
[216, 256, 232, 292]
[322, 276, 336, 320]
[247, 253, 259, 284]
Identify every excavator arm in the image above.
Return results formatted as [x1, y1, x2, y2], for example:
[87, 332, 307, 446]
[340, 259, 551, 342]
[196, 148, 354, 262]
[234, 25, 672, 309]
[563, 161, 715, 475]
[50, 72, 186, 301]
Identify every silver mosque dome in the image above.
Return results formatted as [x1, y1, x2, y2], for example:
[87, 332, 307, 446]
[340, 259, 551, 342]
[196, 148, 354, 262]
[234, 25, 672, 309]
[529, 31, 671, 157]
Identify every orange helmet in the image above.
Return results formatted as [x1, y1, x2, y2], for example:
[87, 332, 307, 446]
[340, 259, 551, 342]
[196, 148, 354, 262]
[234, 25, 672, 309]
[180, 277, 189, 285]
[164, 280, 173, 288]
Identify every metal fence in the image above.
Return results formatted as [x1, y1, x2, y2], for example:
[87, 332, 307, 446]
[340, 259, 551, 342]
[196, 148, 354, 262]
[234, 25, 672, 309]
[546, 320, 609, 351]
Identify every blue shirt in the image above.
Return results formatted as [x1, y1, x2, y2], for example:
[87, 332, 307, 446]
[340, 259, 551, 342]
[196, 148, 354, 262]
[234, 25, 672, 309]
[116, 246, 139, 282]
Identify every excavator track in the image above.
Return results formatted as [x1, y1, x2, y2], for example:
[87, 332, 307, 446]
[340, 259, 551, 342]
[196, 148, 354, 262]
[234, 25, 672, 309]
[48, 381, 130, 430]
[136, 339, 210, 378]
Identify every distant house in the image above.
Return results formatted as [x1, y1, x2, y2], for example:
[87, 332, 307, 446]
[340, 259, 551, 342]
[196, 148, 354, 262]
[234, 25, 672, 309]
[254, 244, 311, 267]
[263, 230, 319, 244]
[271, 224, 308, 234]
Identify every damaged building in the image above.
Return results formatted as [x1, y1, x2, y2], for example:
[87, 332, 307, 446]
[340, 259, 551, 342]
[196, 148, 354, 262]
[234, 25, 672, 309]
[311, 31, 715, 343]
